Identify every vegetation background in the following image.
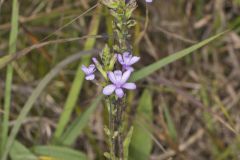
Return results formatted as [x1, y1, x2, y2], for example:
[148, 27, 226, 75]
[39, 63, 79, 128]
[0, 0, 240, 160]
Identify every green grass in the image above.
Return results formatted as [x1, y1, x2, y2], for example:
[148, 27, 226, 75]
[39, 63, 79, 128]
[1, 50, 97, 160]
[1, 0, 19, 157]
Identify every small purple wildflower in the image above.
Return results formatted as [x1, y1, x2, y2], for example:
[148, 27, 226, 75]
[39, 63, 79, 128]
[103, 70, 136, 98]
[146, 0, 153, 2]
[117, 52, 140, 72]
[81, 64, 96, 80]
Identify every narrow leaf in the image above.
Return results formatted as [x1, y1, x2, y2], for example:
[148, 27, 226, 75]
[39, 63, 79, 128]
[163, 105, 177, 142]
[123, 126, 134, 160]
[32, 146, 87, 160]
[60, 96, 103, 145]
[131, 31, 228, 82]
[1, 0, 19, 155]
[9, 141, 37, 160]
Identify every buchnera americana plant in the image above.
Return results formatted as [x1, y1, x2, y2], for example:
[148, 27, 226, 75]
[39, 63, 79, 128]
[82, 0, 152, 159]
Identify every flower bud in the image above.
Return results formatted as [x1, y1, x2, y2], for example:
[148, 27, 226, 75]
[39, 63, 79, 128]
[92, 57, 108, 80]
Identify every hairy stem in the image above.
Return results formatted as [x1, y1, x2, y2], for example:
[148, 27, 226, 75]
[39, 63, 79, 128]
[106, 97, 125, 159]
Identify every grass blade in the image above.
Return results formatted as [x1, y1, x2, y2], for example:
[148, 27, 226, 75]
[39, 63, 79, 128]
[163, 104, 178, 142]
[1, 0, 19, 156]
[53, 5, 102, 140]
[32, 146, 87, 160]
[130, 30, 229, 82]
[9, 141, 37, 160]
[0, 50, 97, 160]
[123, 126, 134, 160]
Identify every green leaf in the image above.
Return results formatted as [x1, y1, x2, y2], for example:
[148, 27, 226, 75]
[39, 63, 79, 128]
[129, 90, 153, 160]
[123, 126, 134, 160]
[163, 104, 177, 142]
[59, 96, 103, 146]
[130, 30, 229, 82]
[1, 0, 19, 156]
[9, 141, 37, 160]
[32, 146, 87, 160]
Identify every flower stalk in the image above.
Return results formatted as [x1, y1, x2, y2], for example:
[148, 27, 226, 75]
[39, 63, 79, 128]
[81, 0, 152, 159]
[103, 1, 137, 159]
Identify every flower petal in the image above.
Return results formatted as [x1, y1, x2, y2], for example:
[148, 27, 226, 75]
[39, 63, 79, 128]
[114, 70, 123, 83]
[123, 52, 131, 64]
[85, 74, 95, 80]
[81, 65, 89, 74]
[108, 72, 116, 84]
[122, 83, 136, 90]
[115, 88, 124, 98]
[128, 56, 140, 65]
[103, 84, 116, 95]
[88, 64, 96, 73]
[121, 70, 131, 83]
[117, 54, 124, 65]
[123, 52, 130, 58]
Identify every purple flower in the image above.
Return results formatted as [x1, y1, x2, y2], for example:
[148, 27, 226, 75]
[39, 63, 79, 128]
[146, 0, 153, 2]
[103, 70, 136, 98]
[81, 64, 96, 80]
[117, 52, 140, 72]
